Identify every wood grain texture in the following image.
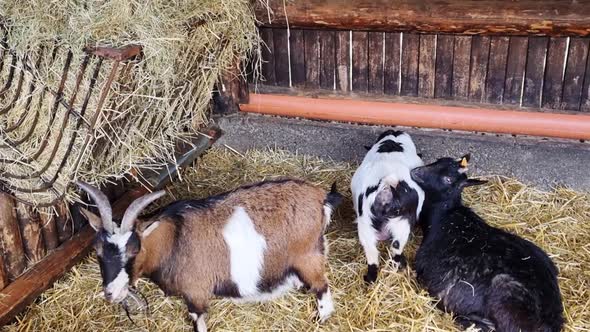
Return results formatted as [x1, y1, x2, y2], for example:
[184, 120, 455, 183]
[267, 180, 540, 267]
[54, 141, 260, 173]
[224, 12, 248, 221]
[260, 28, 276, 85]
[16, 206, 46, 265]
[39, 208, 59, 251]
[468, 36, 491, 102]
[401, 33, 419, 96]
[319, 30, 336, 90]
[435, 34, 454, 99]
[485, 36, 509, 104]
[452, 36, 472, 100]
[272, 28, 290, 87]
[55, 202, 72, 244]
[384, 32, 401, 95]
[368, 32, 384, 93]
[523, 37, 548, 107]
[0, 253, 7, 290]
[304, 29, 321, 88]
[582, 42, 590, 112]
[289, 29, 306, 86]
[255, 0, 590, 37]
[352, 31, 369, 92]
[418, 34, 436, 98]
[561, 37, 590, 110]
[542, 37, 567, 108]
[335, 31, 350, 92]
[0, 194, 25, 280]
[503, 37, 529, 104]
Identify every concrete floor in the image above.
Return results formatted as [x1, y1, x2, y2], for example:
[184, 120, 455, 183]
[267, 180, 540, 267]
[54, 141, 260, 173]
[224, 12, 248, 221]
[216, 113, 590, 191]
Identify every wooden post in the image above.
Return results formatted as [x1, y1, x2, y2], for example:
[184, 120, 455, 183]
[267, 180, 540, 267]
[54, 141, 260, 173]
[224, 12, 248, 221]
[0, 253, 9, 290]
[0, 193, 26, 280]
[213, 60, 248, 115]
[55, 201, 73, 243]
[16, 205, 46, 265]
[39, 208, 59, 251]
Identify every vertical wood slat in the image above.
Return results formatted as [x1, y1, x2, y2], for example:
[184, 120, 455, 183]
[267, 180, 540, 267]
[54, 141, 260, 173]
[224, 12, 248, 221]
[384, 32, 401, 95]
[418, 34, 436, 98]
[335, 31, 350, 92]
[260, 28, 276, 85]
[272, 28, 290, 87]
[0, 253, 8, 290]
[289, 29, 305, 86]
[452, 36, 472, 99]
[542, 38, 568, 109]
[319, 30, 336, 90]
[562, 38, 590, 110]
[469, 36, 491, 102]
[39, 208, 59, 251]
[503, 37, 529, 105]
[582, 40, 590, 112]
[522, 37, 549, 107]
[55, 202, 72, 243]
[368, 32, 384, 93]
[304, 30, 321, 88]
[435, 35, 455, 99]
[401, 33, 420, 96]
[352, 31, 369, 92]
[0, 193, 26, 280]
[17, 205, 46, 265]
[485, 36, 510, 104]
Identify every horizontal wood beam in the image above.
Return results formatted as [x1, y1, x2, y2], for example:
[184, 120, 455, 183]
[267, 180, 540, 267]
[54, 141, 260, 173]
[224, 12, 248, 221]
[255, 0, 590, 36]
[239, 92, 590, 140]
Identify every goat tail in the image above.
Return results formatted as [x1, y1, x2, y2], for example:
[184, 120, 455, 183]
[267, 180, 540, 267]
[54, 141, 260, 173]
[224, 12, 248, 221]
[323, 182, 343, 227]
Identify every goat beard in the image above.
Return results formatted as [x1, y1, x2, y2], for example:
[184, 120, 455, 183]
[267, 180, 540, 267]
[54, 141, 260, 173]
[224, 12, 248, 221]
[120, 286, 150, 325]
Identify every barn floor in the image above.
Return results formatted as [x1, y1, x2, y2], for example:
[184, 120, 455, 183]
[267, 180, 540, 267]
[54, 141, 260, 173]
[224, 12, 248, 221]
[5, 148, 590, 332]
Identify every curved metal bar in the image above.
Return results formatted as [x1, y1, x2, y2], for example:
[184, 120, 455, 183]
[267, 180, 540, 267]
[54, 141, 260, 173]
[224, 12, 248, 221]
[0, 54, 17, 97]
[0, 56, 25, 115]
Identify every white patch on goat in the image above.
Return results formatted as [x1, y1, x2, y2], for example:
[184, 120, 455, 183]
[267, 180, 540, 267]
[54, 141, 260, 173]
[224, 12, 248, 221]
[107, 231, 132, 251]
[357, 216, 379, 266]
[141, 221, 160, 238]
[317, 288, 335, 322]
[323, 205, 333, 227]
[223, 207, 267, 297]
[232, 274, 303, 304]
[106, 270, 129, 303]
[384, 216, 411, 255]
[189, 313, 207, 332]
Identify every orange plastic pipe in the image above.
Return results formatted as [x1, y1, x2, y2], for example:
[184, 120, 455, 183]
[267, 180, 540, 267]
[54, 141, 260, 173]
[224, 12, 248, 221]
[240, 93, 590, 140]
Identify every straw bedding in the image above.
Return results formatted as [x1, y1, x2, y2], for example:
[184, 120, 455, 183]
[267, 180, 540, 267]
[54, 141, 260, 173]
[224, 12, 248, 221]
[5, 148, 589, 331]
[0, 1, 259, 205]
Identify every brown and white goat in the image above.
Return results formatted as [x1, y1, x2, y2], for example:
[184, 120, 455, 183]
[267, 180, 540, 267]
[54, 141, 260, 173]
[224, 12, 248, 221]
[76, 179, 342, 332]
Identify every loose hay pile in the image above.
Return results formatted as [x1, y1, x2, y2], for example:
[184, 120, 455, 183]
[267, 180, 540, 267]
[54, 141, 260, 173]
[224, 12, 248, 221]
[5, 148, 590, 331]
[0, 0, 259, 205]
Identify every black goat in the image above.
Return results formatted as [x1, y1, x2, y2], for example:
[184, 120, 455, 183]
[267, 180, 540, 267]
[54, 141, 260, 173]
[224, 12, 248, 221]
[410, 155, 564, 332]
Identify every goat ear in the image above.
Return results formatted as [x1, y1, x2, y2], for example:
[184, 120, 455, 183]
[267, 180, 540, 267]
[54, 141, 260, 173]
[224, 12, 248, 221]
[410, 166, 427, 185]
[461, 178, 487, 188]
[80, 207, 102, 232]
[140, 221, 161, 239]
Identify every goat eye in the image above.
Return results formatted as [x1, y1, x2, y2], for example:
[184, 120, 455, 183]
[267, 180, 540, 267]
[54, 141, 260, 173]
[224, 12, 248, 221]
[443, 176, 453, 185]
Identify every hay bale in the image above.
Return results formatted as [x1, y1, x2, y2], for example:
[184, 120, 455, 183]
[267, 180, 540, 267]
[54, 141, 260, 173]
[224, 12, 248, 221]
[0, 1, 260, 205]
[4, 148, 589, 331]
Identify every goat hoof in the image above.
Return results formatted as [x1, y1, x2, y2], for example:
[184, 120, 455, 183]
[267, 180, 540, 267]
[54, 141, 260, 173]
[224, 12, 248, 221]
[363, 264, 378, 283]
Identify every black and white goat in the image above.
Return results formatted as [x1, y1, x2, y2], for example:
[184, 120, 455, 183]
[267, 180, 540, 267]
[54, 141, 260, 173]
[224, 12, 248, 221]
[76, 179, 342, 332]
[410, 155, 564, 332]
[351, 130, 424, 283]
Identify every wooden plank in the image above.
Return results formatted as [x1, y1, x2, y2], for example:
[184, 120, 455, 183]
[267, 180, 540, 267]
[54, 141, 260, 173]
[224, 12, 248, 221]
[542, 37, 568, 108]
[260, 28, 276, 85]
[435, 34, 454, 99]
[582, 40, 590, 112]
[522, 37, 548, 107]
[562, 38, 590, 110]
[255, 0, 590, 37]
[485, 36, 510, 104]
[0, 193, 25, 280]
[0, 226, 94, 326]
[304, 29, 321, 88]
[368, 32, 384, 93]
[272, 28, 290, 87]
[335, 30, 350, 92]
[384, 32, 401, 95]
[39, 208, 59, 251]
[503, 37, 529, 104]
[468, 36, 491, 102]
[352, 31, 369, 92]
[289, 29, 306, 86]
[401, 33, 419, 96]
[418, 34, 436, 98]
[452, 36, 472, 100]
[319, 30, 336, 90]
[16, 205, 46, 265]
[0, 253, 8, 290]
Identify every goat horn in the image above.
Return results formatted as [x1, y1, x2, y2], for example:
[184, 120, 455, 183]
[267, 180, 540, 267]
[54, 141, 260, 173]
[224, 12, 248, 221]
[75, 181, 114, 233]
[120, 190, 166, 233]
